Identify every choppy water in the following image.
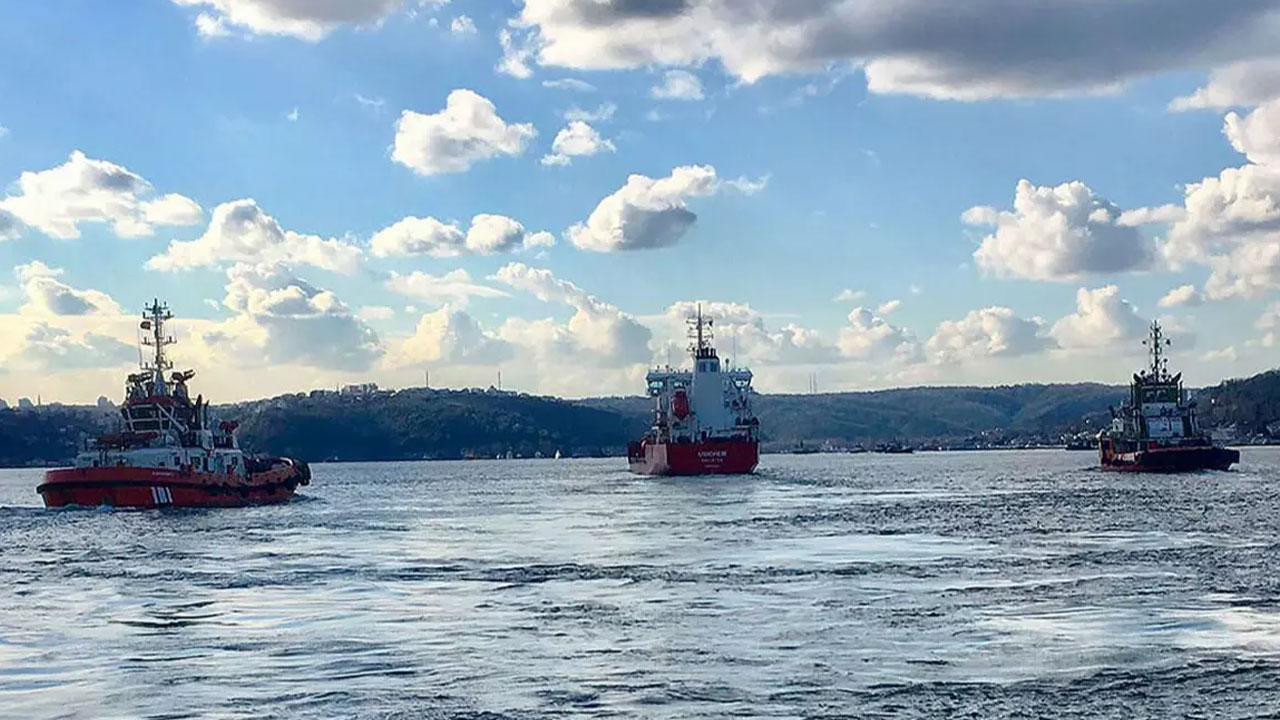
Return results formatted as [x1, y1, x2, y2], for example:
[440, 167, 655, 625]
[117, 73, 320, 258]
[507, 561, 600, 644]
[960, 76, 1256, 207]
[3, 449, 1280, 718]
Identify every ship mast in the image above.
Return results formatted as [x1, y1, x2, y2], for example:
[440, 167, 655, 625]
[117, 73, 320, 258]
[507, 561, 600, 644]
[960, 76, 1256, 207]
[1143, 320, 1170, 381]
[687, 303, 716, 360]
[140, 299, 175, 394]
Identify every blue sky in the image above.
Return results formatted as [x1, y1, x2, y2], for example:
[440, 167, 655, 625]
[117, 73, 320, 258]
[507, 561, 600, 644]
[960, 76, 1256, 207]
[1, 1, 1279, 403]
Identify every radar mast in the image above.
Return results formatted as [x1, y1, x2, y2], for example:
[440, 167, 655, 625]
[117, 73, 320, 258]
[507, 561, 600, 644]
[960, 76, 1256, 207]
[687, 303, 716, 360]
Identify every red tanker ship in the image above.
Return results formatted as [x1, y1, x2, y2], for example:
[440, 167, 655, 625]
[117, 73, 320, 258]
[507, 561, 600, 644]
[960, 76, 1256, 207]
[37, 300, 310, 508]
[628, 306, 759, 475]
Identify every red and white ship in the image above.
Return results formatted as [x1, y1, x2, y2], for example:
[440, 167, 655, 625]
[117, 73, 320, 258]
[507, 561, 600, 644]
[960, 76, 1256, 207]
[37, 300, 311, 509]
[628, 307, 759, 475]
[1098, 321, 1239, 472]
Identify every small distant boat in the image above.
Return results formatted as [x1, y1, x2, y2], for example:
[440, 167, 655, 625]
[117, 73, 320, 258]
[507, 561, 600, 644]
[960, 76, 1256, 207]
[788, 440, 821, 455]
[874, 441, 914, 454]
[1064, 435, 1093, 451]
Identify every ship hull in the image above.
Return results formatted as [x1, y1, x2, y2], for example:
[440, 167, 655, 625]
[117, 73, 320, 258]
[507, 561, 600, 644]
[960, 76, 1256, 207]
[1099, 444, 1240, 472]
[628, 440, 759, 476]
[37, 460, 310, 509]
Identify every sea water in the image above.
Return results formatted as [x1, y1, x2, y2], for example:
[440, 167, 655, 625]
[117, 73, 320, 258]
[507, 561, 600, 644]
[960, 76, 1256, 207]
[2, 449, 1279, 718]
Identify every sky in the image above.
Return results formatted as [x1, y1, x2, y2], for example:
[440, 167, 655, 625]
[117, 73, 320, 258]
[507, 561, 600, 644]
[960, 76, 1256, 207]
[2, 1, 1280, 404]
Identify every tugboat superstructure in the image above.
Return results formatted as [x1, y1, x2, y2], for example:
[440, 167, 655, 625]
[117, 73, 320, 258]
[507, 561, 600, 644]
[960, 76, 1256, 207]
[1098, 321, 1239, 472]
[627, 307, 759, 475]
[37, 300, 310, 508]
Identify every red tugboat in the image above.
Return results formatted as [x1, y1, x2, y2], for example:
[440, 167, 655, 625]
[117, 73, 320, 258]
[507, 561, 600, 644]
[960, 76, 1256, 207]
[628, 306, 759, 475]
[1098, 321, 1239, 472]
[37, 300, 310, 508]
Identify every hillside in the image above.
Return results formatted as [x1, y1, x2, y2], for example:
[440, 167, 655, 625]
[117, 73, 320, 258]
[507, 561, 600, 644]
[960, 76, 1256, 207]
[225, 388, 633, 461]
[583, 383, 1128, 449]
[1199, 370, 1280, 437]
[0, 405, 115, 468]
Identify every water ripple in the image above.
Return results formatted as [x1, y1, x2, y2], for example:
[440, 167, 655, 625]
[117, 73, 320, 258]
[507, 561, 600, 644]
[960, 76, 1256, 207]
[2, 449, 1279, 718]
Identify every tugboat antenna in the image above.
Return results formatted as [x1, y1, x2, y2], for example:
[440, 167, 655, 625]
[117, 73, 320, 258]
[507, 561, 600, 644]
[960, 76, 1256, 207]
[1143, 320, 1169, 380]
[139, 298, 175, 374]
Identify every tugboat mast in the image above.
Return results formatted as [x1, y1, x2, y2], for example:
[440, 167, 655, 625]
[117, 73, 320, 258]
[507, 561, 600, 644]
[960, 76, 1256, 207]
[140, 299, 176, 394]
[1143, 320, 1170, 381]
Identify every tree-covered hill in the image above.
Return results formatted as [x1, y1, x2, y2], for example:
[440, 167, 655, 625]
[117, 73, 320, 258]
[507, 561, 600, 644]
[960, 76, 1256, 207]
[226, 387, 634, 461]
[1198, 370, 1280, 437]
[0, 406, 115, 468]
[583, 383, 1127, 448]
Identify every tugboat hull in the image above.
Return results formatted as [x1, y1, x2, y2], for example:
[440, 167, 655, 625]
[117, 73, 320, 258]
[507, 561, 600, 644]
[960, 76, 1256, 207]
[628, 440, 758, 476]
[1099, 445, 1240, 472]
[37, 459, 310, 509]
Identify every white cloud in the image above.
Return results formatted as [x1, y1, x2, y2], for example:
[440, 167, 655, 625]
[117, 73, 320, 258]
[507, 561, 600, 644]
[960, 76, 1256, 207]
[541, 120, 615, 166]
[510, 0, 1280, 99]
[354, 93, 386, 111]
[837, 307, 921, 363]
[1117, 204, 1186, 227]
[1204, 241, 1280, 300]
[0, 151, 202, 240]
[542, 78, 595, 92]
[567, 164, 720, 251]
[1257, 302, 1280, 346]
[926, 307, 1051, 363]
[141, 193, 204, 226]
[1201, 345, 1239, 363]
[172, 0, 434, 41]
[194, 11, 232, 37]
[563, 102, 616, 122]
[392, 89, 536, 175]
[967, 179, 1156, 281]
[450, 15, 476, 35]
[1170, 57, 1280, 111]
[497, 28, 535, 79]
[1163, 163, 1280, 265]
[833, 288, 866, 302]
[14, 262, 123, 316]
[651, 69, 704, 101]
[1050, 285, 1148, 350]
[393, 306, 513, 366]
[492, 263, 652, 366]
[356, 305, 395, 322]
[0, 209, 21, 242]
[1225, 97, 1280, 166]
[385, 269, 509, 307]
[148, 199, 362, 274]
[199, 263, 382, 371]
[0, 321, 134, 372]
[1156, 128, 1280, 299]
[658, 300, 842, 366]
[370, 213, 554, 257]
[724, 174, 769, 195]
[1158, 284, 1204, 308]
[876, 299, 901, 315]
